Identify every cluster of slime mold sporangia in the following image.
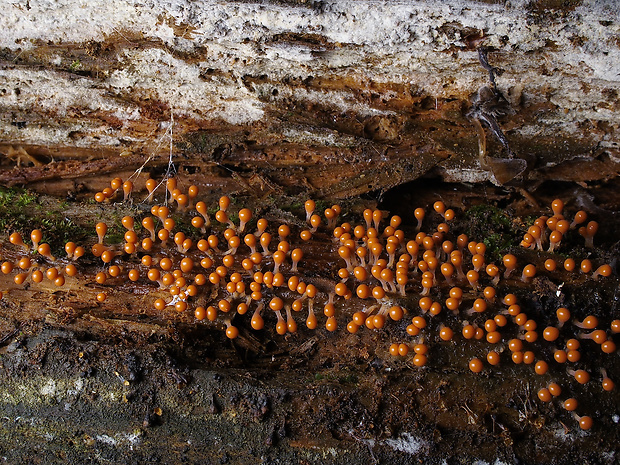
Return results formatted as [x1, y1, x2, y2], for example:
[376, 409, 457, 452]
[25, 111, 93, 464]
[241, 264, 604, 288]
[0, 175, 617, 432]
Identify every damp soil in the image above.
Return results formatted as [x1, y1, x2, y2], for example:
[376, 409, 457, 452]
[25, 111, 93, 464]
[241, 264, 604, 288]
[0, 174, 618, 464]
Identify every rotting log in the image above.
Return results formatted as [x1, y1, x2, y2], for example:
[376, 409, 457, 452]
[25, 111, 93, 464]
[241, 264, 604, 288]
[0, 1, 619, 464]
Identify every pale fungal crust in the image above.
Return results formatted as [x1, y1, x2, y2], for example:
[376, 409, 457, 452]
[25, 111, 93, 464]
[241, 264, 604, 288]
[1, 1, 619, 193]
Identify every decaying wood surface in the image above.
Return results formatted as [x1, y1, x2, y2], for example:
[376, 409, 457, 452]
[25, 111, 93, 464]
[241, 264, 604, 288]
[0, 0, 619, 198]
[0, 2, 619, 464]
